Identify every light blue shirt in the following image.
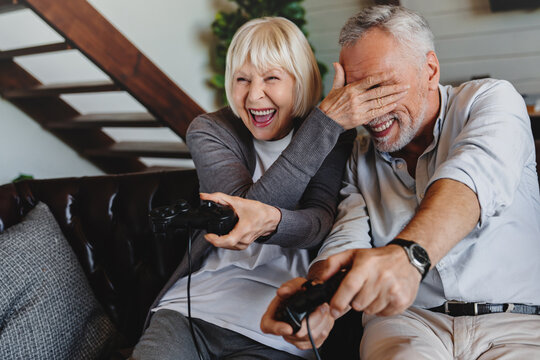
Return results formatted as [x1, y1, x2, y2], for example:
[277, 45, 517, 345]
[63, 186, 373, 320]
[314, 79, 540, 308]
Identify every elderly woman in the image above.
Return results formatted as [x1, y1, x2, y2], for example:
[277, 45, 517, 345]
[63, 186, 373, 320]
[131, 16, 407, 360]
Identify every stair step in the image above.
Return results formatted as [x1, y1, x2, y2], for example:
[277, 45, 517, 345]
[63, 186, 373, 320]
[0, 42, 72, 60]
[47, 112, 162, 129]
[2, 80, 119, 98]
[0, 0, 25, 14]
[85, 141, 191, 159]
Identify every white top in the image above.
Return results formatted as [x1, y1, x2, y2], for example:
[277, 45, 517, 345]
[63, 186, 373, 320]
[155, 129, 313, 358]
[314, 79, 540, 308]
[252, 130, 294, 180]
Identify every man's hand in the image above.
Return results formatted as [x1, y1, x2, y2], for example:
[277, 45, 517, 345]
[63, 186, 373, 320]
[261, 278, 336, 350]
[319, 62, 409, 130]
[199, 192, 281, 250]
[320, 246, 421, 318]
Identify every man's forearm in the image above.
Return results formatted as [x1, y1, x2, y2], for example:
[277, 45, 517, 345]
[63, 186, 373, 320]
[396, 178, 480, 266]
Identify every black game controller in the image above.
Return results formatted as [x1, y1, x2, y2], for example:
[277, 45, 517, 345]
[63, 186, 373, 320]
[149, 199, 238, 236]
[275, 269, 348, 333]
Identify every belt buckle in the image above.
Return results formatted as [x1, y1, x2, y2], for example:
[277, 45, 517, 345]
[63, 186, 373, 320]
[444, 301, 475, 315]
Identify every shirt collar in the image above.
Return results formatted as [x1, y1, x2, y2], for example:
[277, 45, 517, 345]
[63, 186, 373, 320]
[433, 84, 447, 140]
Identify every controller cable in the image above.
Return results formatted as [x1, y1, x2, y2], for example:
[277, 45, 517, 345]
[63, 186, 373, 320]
[187, 227, 204, 360]
[187, 221, 317, 360]
[306, 314, 322, 360]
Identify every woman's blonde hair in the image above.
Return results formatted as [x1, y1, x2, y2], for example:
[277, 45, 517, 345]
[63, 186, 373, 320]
[225, 17, 322, 119]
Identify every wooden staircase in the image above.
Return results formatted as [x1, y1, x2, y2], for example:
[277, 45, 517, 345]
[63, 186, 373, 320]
[0, 0, 204, 174]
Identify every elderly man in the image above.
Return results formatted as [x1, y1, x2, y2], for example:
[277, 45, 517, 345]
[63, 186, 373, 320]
[261, 5, 540, 359]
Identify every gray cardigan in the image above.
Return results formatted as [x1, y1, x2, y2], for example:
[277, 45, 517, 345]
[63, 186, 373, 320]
[147, 106, 355, 322]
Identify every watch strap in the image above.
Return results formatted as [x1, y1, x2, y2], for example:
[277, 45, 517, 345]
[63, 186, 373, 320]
[388, 238, 431, 281]
[388, 238, 415, 248]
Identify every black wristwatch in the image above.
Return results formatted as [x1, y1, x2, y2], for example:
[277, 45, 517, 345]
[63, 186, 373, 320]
[388, 239, 431, 281]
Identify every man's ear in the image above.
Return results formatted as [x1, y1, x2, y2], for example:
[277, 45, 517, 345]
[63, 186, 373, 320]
[425, 51, 440, 91]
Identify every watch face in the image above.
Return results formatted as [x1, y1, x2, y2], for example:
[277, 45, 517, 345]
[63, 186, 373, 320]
[411, 244, 429, 265]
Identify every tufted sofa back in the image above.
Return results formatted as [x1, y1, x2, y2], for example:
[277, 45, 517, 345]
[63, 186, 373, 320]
[0, 169, 200, 347]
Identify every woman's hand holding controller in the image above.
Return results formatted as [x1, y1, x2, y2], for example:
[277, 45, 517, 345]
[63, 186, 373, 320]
[199, 192, 281, 250]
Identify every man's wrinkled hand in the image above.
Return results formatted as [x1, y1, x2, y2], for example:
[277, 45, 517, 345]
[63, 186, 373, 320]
[261, 278, 336, 350]
[319, 62, 409, 130]
[320, 246, 421, 318]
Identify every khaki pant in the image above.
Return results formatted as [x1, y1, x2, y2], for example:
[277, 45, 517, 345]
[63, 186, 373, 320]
[360, 306, 540, 360]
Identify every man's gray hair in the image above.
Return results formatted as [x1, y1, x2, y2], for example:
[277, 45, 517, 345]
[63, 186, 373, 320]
[339, 5, 434, 62]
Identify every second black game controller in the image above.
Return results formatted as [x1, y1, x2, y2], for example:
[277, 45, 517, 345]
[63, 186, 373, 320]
[275, 269, 348, 333]
[149, 199, 238, 236]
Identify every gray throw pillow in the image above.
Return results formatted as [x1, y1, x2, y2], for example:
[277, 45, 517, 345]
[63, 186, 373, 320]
[0, 202, 116, 359]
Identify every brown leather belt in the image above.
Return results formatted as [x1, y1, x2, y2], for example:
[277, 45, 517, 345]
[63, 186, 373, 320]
[428, 301, 540, 316]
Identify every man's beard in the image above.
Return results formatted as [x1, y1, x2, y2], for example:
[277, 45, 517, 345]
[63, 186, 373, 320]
[370, 102, 427, 153]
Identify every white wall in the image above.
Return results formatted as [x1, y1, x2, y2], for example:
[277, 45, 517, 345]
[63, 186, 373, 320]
[2, 0, 538, 184]
[304, 0, 372, 95]
[1, 0, 353, 184]
[401, 0, 540, 94]
[0, 9, 105, 184]
[0, 100, 104, 182]
[0, 0, 234, 184]
[86, 0, 235, 112]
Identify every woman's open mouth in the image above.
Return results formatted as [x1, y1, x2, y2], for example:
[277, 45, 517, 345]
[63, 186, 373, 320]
[249, 108, 276, 128]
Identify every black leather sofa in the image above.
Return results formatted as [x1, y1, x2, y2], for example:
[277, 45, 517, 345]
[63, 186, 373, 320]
[0, 169, 362, 359]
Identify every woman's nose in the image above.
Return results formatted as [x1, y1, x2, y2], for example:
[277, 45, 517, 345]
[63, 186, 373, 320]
[247, 80, 265, 101]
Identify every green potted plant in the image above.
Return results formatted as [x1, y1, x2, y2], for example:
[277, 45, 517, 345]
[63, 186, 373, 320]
[209, 0, 328, 105]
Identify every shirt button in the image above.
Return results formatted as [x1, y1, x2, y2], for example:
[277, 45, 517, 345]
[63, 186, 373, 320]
[420, 193, 425, 199]
[397, 162, 404, 169]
